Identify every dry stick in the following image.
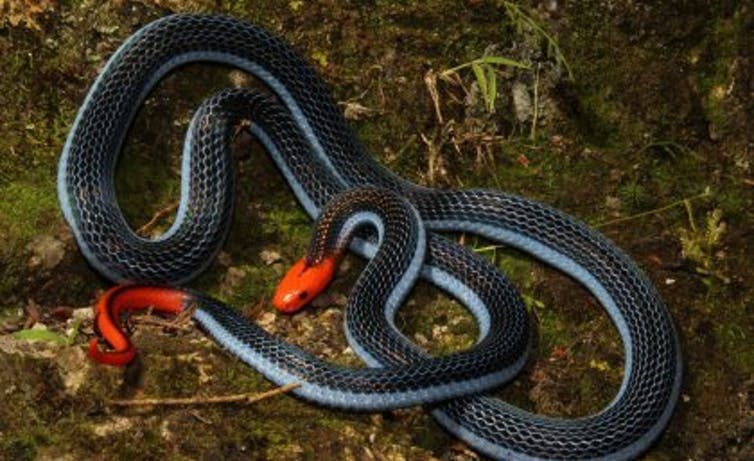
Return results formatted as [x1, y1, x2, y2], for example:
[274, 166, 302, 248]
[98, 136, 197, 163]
[23, 298, 41, 330]
[107, 382, 302, 407]
[530, 63, 540, 141]
[131, 315, 194, 333]
[594, 190, 711, 228]
[129, 301, 197, 336]
[421, 132, 444, 185]
[424, 69, 444, 125]
[136, 201, 179, 236]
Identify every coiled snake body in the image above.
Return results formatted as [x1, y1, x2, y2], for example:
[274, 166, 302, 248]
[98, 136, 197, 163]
[58, 15, 682, 460]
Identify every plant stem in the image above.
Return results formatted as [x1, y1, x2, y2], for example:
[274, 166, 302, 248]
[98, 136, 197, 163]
[106, 382, 302, 407]
[530, 63, 540, 141]
[594, 189, 711, 228]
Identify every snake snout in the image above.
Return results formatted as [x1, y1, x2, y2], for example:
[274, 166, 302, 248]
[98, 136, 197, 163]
[273, 257, 336, 314]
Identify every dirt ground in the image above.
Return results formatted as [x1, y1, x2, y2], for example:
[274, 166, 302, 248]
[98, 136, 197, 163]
[0, 1, 752, 460]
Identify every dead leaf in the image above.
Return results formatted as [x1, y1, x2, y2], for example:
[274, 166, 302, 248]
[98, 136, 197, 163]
[23, 298, 40, 330]
[550, 345, 569, 360]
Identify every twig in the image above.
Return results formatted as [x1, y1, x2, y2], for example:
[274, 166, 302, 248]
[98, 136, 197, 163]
[131, 316, 194, 333]
[424, 70, 444, 125]
[243, 298, 266, 320]
[23, 298, 41, 330]
[452, 133, 506, 144]
[106, 382, 301, 407]
[129, 301, 196, 332]
[136, 202, 179, 236]
[420, 132, 444, 185]
[174, 301, 197, 325]
[530, 63, 540, 141]
[594, 189, 711, 228]
[190, 410, 212, 425]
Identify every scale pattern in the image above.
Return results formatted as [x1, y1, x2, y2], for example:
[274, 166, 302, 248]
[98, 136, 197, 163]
[181, 187, 525, 408]
[57, 14, 682, 460]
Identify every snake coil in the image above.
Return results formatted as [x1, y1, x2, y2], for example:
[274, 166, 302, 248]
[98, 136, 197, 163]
[58, 14, 682, 460]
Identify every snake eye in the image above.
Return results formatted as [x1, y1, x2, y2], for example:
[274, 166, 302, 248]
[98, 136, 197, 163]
[298, 291, 309, 300]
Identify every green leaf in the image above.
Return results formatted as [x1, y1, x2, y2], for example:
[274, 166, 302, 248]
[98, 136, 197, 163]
[486, 65, 498, 112]
[13, 328, 67, 345]
[589, 359, 611, 372]
[471, 62, 487, 100]
[65, 317, 83, 346]
[476, 55, 531, 70]
[443, 55, 530, 75]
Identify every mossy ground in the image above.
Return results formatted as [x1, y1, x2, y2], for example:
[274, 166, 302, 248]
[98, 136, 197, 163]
[1, 1, 752, 460]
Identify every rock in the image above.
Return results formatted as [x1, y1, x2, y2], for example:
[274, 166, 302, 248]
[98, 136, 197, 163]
[70, 307, 94, 335]
[318, 308, 342, 329]
[341, 101, 374, 120]
[93, 416, 133, 437]
[413, 333, 429, 347]
[257, 311, 277, 329]
[56, 346, 90, 394]
[605, 196, 621, 211]
[259, 249, 282, 265]
[36, 452, 76, 461]
[228, 69, 254, 87]
[0, 335, 56, 359]
[27, 235, 66, 270]
[216, 251, 232, 267]
[30, 322, 48, 332]
[71, 307, 94, 322]
[221, 266, 247, 294]
[512, 81, 532, 122]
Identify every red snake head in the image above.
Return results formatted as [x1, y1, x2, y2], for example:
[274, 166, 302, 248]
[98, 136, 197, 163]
[273, 256, 337, 314]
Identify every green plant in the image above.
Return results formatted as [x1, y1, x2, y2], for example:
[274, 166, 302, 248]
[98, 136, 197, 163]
[678, 204, 729, 285]
[442, 56, 531, 113]
[470, 241, 545, 311]
[439, 1, 571, 117]
[617, 180, 651, 211]
[12, 317, 84, 346]
[638, 139, 700, 160]
[501, 1, 573, 80]
[595, 188, 711, 228]
[12, 328, 67, 345]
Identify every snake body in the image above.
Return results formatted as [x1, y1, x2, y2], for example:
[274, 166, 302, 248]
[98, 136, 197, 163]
[58, 15, 682, 460]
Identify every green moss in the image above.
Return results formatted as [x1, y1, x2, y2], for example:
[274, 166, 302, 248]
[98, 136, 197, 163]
[0, 180, 58, 249]
[691, 11, 746, 140]
[617, 180, 652, 213]
[714, 188, 746, 220]
[151, 358, 202, 397]
[715, 318, 754, 373]
[536, 306, 572, 353]
[1, 437, 37, 461]
[0, 179, 59, 302]
[259, 207, 311, 253]
[395, 291, 478, 356]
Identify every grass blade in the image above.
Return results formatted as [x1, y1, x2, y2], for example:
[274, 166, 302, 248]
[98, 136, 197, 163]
[486, 65, 497, 112]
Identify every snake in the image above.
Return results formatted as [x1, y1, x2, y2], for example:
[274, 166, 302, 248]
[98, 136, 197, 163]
[57, 14, 682, 460]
